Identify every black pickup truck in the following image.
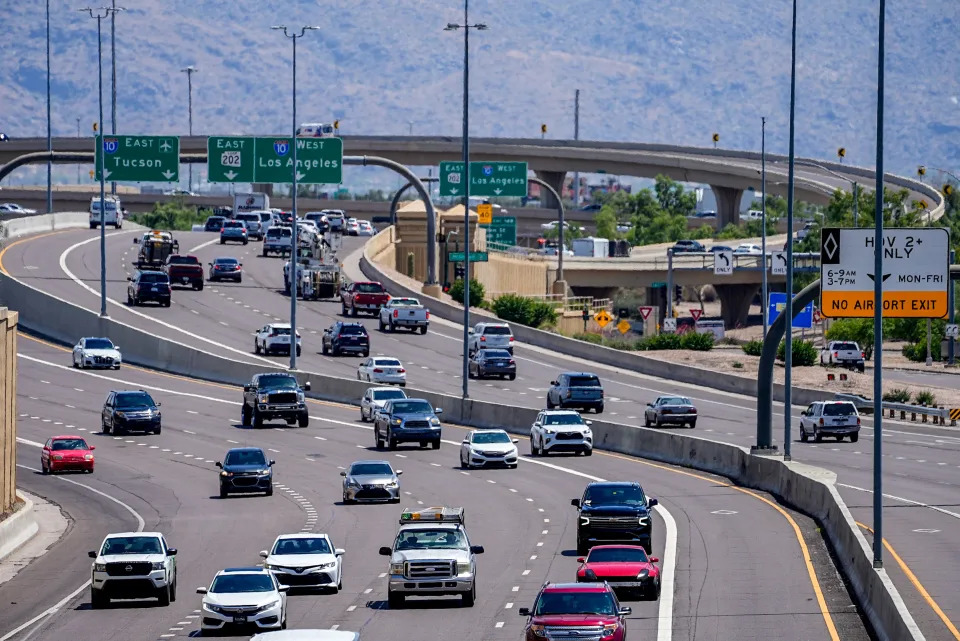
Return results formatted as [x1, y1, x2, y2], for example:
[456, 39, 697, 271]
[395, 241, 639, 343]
[241, 372, 311, 428]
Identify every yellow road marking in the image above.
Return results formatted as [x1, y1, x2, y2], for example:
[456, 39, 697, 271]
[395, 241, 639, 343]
[857, 521, 960, 639]
[0, 230, 73, 275]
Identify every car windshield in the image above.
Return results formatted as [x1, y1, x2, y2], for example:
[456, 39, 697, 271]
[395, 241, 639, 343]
[268, 228, 292, 238]
[373, 359, 401, 367]
[85, 338, 114, 350]
[482, 326, 511, 335]
[535, 591, 617, 616]
[587, 547, 649, 563]
[258, 375, 298, 389]
[356, 283, 385, 293]
[51, 438, 89, 451]
[569, 376, 601, 387]
[350, 463, 393, 476]
[271, 327, 292, 335]
[659, 397, 691, 406]
[834, 343, 859, 351]
[372, 389, 406, 401]
[583, 485, 647, 506]
[272, 537, 331, 555]
[339, 325, 367, 335]
[115, 392, 155, 408]
[823, 403, 857, 417]
[472, 432, 511, 444]
[211, 574, 275, 594]
[391, 400, 434, 414]
[214, 258, 238, 266]
[139, 273, 167, 283]
[224, 221, 244, 229]
[482, 350, 511, 359]
[225, 450, 267, 466]
[101, 536, 162, 555]
[395, 528, 467, 551]
[543, 413, 584, 426]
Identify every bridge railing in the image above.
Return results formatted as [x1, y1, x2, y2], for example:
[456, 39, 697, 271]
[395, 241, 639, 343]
[485, 291, 611, 313]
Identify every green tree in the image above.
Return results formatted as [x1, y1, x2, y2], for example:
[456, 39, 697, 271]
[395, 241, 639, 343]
[594, 208, 619, 240]
[654, 174, 697, 217]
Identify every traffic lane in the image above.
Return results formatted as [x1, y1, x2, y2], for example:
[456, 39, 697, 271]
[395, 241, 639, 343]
[15, 351, 590, 640]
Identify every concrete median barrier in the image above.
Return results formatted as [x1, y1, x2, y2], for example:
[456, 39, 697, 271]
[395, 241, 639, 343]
[1, 212, 89, 240]
[0, 491, 39, 562]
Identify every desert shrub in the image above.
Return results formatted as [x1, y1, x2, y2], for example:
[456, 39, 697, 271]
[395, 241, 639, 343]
[776, 339, 818, 366]
[741, 339, 764, 356]
[914, 390, 937, 406]
[680, 331, 715, 351]
[449, 278, 485, 307]
[881, 388, 910, 403]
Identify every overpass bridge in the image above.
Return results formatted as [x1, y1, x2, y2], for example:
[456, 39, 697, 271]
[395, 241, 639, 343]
[1, 135, 942, 226]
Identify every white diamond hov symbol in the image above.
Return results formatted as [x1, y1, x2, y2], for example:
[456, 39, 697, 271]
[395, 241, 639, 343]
[823, 233, 838, 260]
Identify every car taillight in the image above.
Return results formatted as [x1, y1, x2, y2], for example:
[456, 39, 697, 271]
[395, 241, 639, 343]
[565, 391, 572, 398]
[397, 368, 405, 373]
[269, 332, 277, 337]
[509, 336, 515, 342]
[857, 417, 861, 425]
[509, 360, 515, 364]
[373, 368, 383, 373]
[480, 336, 486, 342]
[834, 351, 839, 358]
[688, 408, 695, 413]
[819, 418, 824, 426]
[394, 310, 399, 318]
[861, 351, 865, 358]
[426, 311, 430, 320]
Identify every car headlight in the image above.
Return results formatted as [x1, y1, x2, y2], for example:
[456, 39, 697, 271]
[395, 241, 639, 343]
[202, 601, 219, 613]
[430, 417, 441, 425]
[346, 479, 361, 488]
[317, 562, 336, 570]
[542, 427, 555, 434]
[579, 516, 590, 526]
[94, 562, 106, 571]
[115, 411, 125, 418]
[84, 454, 94, 461]
[258, 469, 271, 475]
[258, 393, 269, 403]
[456, 561, 471, 574]
[637, 569, 649, 579]
[151, 562, 165, 570]
[53, 455, 63, 461]
[530, 624, 547, 637]
[385, 481, 398, 488]
[389, 562, 404, 574]
[263, 563, 276, 570]
[391, 418, 402, 425]
[602, 623, 619, 638]
[220, 471, 232, 477]
[256, 599, 281, 612]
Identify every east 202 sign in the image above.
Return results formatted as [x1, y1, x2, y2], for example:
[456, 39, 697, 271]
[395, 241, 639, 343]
[439, 161, 528, 197]
[206, 136, 343, 184]
[820, 227, 950, 318]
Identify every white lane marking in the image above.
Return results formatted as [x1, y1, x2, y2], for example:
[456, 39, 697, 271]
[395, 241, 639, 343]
[495, 622, 504, 628]
[183, 430, 196, 435]
[186, 410, 198, 415]
[363, 588, 372, 594]
[57, 233, 274, 366]
[188, 236, 223, 253]
[838, 482, 960, 520]
[522, 570, 530, 576]
[505, 602, 514, 609]
[529, 555, 537, 560]
[511, 586, 519, 592]
[1, 462, 145, 641]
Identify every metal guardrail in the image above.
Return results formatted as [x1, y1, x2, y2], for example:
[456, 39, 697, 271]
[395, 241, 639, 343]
[834, 393, 953, 425]
[484, 292, 612, 313]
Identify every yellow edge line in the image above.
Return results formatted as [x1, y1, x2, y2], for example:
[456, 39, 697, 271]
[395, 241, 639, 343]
[0, 229, 75, 275]
[856, 521, 960, 640]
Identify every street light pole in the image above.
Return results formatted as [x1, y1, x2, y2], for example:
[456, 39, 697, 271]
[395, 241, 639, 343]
[80, 6, 120, 318]
[180, 66, 198, 193]
[46, 0, 53, 214]
[273, 25, 319, 371]
[445, 0, 487, 399]
[783, 0, 798, 461]
[108, 1, 124, 196]
[76, 118, 82, 184]
[761, 116, 768, 337]
[573, 89, 580, 208]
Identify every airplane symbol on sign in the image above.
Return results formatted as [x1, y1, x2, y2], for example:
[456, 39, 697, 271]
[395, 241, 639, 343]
[160, 140, 172, 152]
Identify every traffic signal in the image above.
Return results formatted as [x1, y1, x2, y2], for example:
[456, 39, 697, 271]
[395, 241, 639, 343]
[454, 264, 465, 280]
[88, 169, 94, 179]
[675, 285, 682, 303]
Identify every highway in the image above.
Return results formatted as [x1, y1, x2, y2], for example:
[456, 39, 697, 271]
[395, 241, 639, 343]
[0, 336, 867, 640]
[2, 226, 959, 639]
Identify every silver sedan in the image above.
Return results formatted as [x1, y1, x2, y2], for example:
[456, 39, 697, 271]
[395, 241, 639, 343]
[643, 396, 698, 428]
[340, 460, 401, 503]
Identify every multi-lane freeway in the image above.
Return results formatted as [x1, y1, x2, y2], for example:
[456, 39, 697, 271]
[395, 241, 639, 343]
[1, 224, 958, 639]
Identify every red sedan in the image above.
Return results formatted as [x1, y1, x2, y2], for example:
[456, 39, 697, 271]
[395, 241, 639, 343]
[576, 544, 661, 600]
[41, 436, 95, 474]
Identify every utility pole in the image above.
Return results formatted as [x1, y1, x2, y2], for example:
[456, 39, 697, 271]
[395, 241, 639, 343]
[46, 0, 53, 214]
[181, 66, 198, 193]
[761, 116, 768, 337]
[784, 0, 798, 461]
[573, 89, 580, 208]
[109, 1, 124, 196]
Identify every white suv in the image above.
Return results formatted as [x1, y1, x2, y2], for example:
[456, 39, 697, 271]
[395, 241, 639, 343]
[530, 409, 593, 457]
[255, 323, 302, 357]
[799, 401, 861, 443]
[467, 322, 515, 356]
[89, 531, 177, 608]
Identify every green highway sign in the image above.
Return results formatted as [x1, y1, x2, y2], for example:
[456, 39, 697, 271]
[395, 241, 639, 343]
[439, 161, 528, 197]
[207, 136, 255, 183]
[252, 137, 343, 184]
[448, 251, 489, 262]
[486, 216, 517, 246]
[95, 135, 179, 182]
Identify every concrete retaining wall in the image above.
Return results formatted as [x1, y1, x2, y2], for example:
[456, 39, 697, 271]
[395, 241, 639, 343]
[0, 491, 38, 562]
[1, 212, 89, 240]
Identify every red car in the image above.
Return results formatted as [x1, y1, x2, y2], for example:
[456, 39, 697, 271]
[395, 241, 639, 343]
[41, 435, 95, 474]
[577, 544, 661, 600]
[519, 582, 630, 641]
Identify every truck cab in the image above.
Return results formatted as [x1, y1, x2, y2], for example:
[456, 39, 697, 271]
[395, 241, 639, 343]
[378, 506, 483, 608]
[241, 373, 310, 428]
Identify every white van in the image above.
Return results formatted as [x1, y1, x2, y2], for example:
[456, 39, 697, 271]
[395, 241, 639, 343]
[90, 196, 122, 229]
[296, 123, 335, 138]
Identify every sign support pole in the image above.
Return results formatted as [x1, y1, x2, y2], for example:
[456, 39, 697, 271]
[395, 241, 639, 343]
[950, 249, 956, 366]
[666, 249, 673, 322]
[872, 0, 886, 569]
[783, 0, 798, 462]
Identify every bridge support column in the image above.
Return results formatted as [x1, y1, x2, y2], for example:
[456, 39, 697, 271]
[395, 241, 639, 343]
[710, 185, 743, 228]
[715, 283, 759, 329]
[534, 170, 566, 208]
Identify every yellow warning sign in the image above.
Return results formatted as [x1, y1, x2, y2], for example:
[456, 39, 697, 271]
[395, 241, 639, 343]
[477, 203, 493, 225]
[950, 408, 960, 421]
[821, 290, 948, 319]
[594, 310, 612, 327]
[617, 319, 631, 334]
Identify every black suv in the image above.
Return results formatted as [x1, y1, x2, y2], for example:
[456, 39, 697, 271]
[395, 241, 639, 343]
[321, 322, 370, 357]
[216, 447, 274, 498]
[127, 270, 171, 307]
[670, 239, 705, 253]
[204, 216, 226, 232]
[101, 390, 161, 435]
[241, 372, 310, 428]
[572, 482, 658, 554]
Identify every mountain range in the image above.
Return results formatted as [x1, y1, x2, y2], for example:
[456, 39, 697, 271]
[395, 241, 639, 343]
[2, 0, 958, 190]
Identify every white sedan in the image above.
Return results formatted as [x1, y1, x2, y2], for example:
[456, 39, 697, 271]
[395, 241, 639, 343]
[459, 429, 520, 469]
[356, 220, 375, 236]
[540, 220, 584, 232]
[357, 357, 406, 386]
[0, 203, 36, 215]
[733, 243, 763, 255]
[198, 568, 287, 633]
[72, 337, 122, 369]
[260, 533, 344, 592]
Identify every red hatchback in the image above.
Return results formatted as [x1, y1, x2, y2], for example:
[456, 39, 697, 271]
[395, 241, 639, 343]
[519, 582, 630, 641]
[577, 545, 661, 600]
[41, 436, 95, 474]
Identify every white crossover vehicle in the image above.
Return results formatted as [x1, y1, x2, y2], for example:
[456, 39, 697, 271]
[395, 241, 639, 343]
[357, 356, 407, 386]
[198, 567, 287, 633]
[251, 631, 360, 641]
[255, 323, 302, 357]
[260, 533, 344, 592]
[89, 531, 177, 608]
[359, 386, 408, 422]
[73, 336, 122, 369]
[530, 409, 594, 457]
[459, 429, 519, 469]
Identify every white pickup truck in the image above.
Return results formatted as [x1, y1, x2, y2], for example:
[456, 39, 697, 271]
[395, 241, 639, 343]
[820, 341, 865, 372]
[378, 297, 429, 334]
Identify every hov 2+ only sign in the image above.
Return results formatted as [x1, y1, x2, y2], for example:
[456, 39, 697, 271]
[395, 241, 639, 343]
[95, 135, 179, 182]
[820, 227, 950, 318]
[207, 136, 343, 184]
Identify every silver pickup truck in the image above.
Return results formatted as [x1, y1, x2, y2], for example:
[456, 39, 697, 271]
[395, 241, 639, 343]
[378, 297, 429, 334]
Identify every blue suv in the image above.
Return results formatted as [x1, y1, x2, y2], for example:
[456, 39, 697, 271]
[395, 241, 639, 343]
[216, 447, 274, 498]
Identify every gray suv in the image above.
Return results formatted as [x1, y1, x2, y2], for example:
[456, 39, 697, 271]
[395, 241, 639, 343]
[547, 372, 604, 413]
[373, 398, 443, 450]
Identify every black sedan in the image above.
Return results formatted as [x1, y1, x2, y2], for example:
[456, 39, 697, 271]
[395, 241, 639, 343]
[468, 348, 516, 380]
[208, 257, 242, 283]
